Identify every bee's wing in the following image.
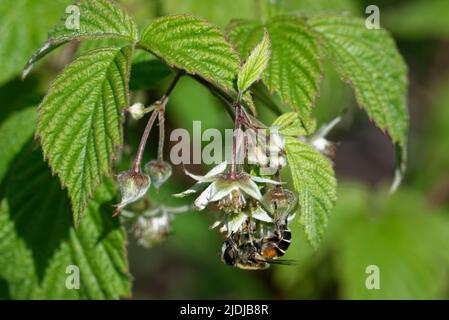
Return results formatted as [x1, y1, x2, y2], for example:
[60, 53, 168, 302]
[265, 259, 298, 266]
[252, 253, 298, 266]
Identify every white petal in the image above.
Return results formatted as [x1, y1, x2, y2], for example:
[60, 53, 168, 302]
[219, 212, 248, 235]
[184, 169, 208, 182]
[210, 220, 222, 230]
[184, 162, 227, 183]
[193, 184, 214, 210]
[239, 179, 262, 201]
[316, 116, 341, 138]
[227, 212, 248, 234]
[209, 182, 236, 202]
[287, 212, 297, 223]
[204, 161, 228, 179]
[250, 176, 282, 185]
[172, 187, 199, 198]
[310, 137, 329, 153]
[166, 205, 191, 215]
[251, 206, 274, 223]
[173, 181, 209, 198]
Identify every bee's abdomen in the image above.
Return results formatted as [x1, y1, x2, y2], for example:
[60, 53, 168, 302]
[262, 228, 291, 258]
[275, 229, 291, 256]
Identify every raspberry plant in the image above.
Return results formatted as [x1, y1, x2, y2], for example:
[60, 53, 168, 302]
[0, 0, 408, 298]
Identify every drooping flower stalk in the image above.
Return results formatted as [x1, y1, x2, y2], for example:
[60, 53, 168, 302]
[133, 109, 159, 173]
[157, 105, 165, 161]
[231, 102, 248, 177]
[132, 71, 183, 173]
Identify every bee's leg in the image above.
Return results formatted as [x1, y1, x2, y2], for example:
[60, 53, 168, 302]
[247, 218, 255, 245]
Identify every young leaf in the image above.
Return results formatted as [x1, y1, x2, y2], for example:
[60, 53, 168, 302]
[227, 16, 323, 123]
[237, 30, 271, 94]
[285, 136, 337, 248]
[0, 0, 71, 85]
[37, 46, 132, 225]
[139, 15, 241, 94]
[23, 0, 138, 78]
[0, 146, 130, 299]
[309, 16, 408, 189]
[272, 112, 316, 137]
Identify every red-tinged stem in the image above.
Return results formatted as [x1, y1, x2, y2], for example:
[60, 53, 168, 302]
[231, 103, 243, 177]
[132, 71, 183, 173]
[157, 105, 165, 161]
[133, 109, 159, 173]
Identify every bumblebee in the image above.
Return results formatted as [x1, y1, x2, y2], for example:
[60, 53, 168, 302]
[220, 219, 293, 270]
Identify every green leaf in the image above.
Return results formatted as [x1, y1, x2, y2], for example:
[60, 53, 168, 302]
[24, 0, 138, 78]
[237, 30, 271, 94]
[272, 112, 316, 137]
[130, 50, 173, 91]
[0, 0, 71, 85]
[227, 16, 323, 122]
[309, 16, 408, 189]
[37, 46, 132, 225]
[0, 145, 130, 299]
[0, 108, 37, 182]
[139, 15, 241, 94]
[285, 136, 337, 248]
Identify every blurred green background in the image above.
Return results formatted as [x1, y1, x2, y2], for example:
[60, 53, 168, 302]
[1, 0, 449, 299]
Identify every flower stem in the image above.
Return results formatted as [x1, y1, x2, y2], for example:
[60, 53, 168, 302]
[133, 110, 159, 173]
[157, 105, 165, 161]
[132, 71, 183, 173]
[231, 103, 243, 176]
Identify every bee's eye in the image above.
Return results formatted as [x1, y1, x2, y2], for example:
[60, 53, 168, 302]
[221, 242, 236, 266]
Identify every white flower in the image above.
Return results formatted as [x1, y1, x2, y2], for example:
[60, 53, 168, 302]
[210, 203, 274, 235]
[305, 116, 341, 159]
[173, 162, 281, 212]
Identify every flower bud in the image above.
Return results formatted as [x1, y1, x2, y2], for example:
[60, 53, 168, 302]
[114, 171, 151, 216]
[263, 186, 296, 221]
[133, 214, 172, 248]
[128, 102, 146, 120]
[144, 160, 172, 189]
[266, 131, 287, 170]
[310, 137, 336, 160]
